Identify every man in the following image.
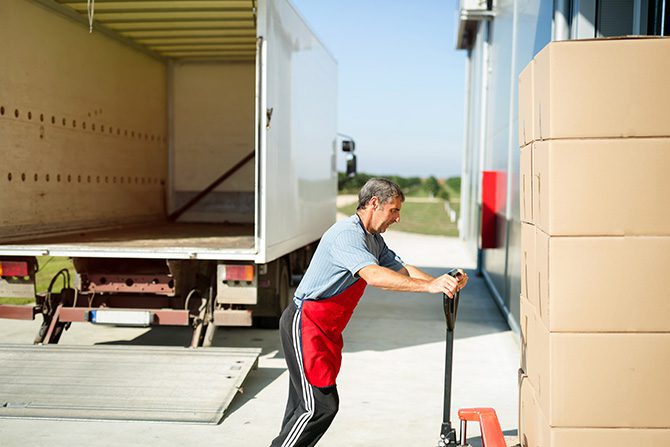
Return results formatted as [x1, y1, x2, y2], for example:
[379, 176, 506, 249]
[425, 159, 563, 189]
[270, 178, 469, 447]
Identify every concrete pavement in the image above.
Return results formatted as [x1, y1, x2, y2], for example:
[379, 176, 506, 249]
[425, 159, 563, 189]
[0, 231, 519, 446]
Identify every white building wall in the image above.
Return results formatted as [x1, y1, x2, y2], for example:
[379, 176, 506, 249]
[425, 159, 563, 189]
[459, 0, 552, 329]
[459, 0, 666, 329]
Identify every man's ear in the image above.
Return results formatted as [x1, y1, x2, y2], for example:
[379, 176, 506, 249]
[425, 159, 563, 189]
[370, 196, 379, 210]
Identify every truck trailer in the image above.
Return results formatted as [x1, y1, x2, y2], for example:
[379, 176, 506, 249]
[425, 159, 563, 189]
[0, 0, 352, 348]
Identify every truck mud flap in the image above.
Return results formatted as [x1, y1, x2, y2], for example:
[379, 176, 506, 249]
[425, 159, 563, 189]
[0, 344, 260, 424]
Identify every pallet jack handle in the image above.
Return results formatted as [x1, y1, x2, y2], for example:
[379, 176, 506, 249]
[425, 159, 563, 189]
[438, 269, 507, 447]
[438, 268, 462, 447]
[444, 286, 459, 332]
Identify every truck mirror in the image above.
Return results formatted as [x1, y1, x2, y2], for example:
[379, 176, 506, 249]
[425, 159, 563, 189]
[346, 154, 357, 178]
[341, 139, 355, 152]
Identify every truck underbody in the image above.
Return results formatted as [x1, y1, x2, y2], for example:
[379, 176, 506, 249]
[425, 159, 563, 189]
[0, 219, 311, 346]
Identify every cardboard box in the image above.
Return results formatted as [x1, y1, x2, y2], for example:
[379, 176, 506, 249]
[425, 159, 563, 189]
[520, 295, 542, 388]
[520, 145, 533, 224]
[549, 428, 670, 447]
[518, 61, 534, 147]
[520, 223, 536, 306]
[519, 376, 545, 447]
[520, 378, 670, 447]
[520, 295, 530, 373]
[533, 37, 670, 140]
[533, 138, 670, 236]
[532, 325, 670, 428]
[535, 229, 670, 332]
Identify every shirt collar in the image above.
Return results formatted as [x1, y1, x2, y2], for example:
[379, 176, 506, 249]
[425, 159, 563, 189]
[352, 213, 372, 235]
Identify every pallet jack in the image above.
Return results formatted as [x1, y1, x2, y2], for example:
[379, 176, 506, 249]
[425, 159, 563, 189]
[437, 269, 507, 447]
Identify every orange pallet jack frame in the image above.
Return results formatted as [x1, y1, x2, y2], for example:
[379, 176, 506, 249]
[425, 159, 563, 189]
[436, 269, 507, 447]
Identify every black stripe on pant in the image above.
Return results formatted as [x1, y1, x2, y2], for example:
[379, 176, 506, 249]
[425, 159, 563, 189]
[270, 303, 339, 447]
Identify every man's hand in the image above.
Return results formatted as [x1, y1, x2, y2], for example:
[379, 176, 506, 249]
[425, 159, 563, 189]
[452, 270, 469, 292]
[358, 265, 469, 297]
[427, 274, 461, 298]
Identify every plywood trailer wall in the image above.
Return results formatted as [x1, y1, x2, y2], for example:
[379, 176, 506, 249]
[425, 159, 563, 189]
[0, 0, 168, 240]
[172, 62, 256, 224]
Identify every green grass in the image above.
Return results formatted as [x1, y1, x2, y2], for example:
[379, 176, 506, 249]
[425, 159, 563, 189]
[443, 183, 460, 201]
[338, 200, 459, 237]
[0, 256, 75, 305]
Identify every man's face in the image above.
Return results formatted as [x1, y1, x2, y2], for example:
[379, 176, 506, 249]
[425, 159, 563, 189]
[370, 196, 402, 233]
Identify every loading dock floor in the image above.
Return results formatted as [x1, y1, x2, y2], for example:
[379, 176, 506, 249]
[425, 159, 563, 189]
[0, 230, 519, 446]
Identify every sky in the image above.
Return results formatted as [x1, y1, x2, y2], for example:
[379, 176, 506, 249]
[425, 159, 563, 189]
[290, 0, 467, 178]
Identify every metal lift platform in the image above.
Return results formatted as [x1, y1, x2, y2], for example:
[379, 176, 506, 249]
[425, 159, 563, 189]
[0, 344, 260, 424]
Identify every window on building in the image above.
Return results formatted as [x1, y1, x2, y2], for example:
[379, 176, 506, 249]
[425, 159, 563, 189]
[572, 0, 667, 37]
[646, 0, 669, 35]
[597, 0, 636, 36]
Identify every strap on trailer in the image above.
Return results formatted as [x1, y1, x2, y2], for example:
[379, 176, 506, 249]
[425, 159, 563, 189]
[168, 150, 255, 221]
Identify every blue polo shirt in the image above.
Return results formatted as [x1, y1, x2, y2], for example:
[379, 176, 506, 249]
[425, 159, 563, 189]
[294, 214, 404, 306]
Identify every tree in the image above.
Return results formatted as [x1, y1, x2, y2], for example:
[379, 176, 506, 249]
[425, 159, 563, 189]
[446, 177, 461, 192]
[424, 176, 441, 198]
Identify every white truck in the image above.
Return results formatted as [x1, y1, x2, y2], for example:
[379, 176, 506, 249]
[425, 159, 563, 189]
[0, 0, 356, 348]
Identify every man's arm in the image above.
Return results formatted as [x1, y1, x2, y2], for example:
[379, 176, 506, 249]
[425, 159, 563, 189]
[402, 264, 434, 281]
[358, 264, 460, 297]
[395, 265, 469, 290]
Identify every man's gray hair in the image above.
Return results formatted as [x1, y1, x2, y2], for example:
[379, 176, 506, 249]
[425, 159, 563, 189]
[357, 178, 405, 210]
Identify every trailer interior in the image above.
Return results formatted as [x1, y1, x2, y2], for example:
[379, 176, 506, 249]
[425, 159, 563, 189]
[0, 0, 314, 347]
[0, 0, 261, 257]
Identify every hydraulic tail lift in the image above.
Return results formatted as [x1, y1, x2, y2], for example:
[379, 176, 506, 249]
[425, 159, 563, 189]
[437, 269, 507, 447]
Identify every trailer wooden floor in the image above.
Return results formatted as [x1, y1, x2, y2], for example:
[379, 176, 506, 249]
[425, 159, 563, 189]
[0, 344, 260, 424]
[0, 223, 256, 259]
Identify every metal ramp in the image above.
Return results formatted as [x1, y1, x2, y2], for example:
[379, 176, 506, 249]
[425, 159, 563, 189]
[0, 344, 261, 424]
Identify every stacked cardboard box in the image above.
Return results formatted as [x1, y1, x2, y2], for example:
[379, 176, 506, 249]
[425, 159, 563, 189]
[518, 37, 670, 447]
